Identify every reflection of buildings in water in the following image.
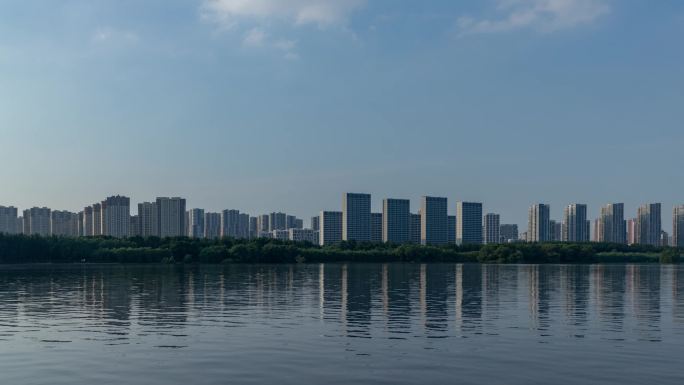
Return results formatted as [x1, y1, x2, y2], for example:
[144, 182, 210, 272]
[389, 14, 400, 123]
[137, 267, 189, 327]
[420, 264, 426, 326]
[341, 264, 348, 329]
[344, 264, 375, 336]
[482, 264, 501, 322]
[673, 267, 684, 323]
[593, 265, 626, 332]
[382, 264, 388, 318]
[455, 264, 462, 325]
[459, 264, 482, 333]
[627, 265, 661, 340]
[384, 264, 414, 334]
[422, 264, 449, 333]
[560, 265, 589, 329]
[527, 265, 539, 327]
[319, 263, 325, 320]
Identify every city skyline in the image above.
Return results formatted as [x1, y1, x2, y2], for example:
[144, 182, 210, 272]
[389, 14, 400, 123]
[1, 193, 681, 246]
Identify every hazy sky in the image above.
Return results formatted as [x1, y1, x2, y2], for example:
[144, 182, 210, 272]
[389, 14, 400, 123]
[1, 0, 683, 230]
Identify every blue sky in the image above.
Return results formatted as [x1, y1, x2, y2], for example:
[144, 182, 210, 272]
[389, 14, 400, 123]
[1, 0, 683, 230]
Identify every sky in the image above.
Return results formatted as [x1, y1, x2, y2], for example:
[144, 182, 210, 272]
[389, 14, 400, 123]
[1, 0, 683, 230]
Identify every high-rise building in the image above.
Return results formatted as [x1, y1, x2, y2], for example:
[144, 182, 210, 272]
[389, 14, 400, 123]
[129, 215, 140, 237]
[239, 213, 250, 239]
[421, 196, 448, 246]
[448, 215, 456, 244]
[382, 199, 410, 244]
[221, 210, 241, 238]
[483, 213, 500, 245]
[636, 203, 661, 247]
[409, 213, 421, 244]
[562, 204, 588, 242]
[371, 213, 382, 243]
[550, 220, 561, 242]
[343, 193, 371, 242]
[102, 195, 130, 238]
[269, 212, 287, 232]
[138, 202, 158, 237]
[627, 218, 637, 245]
[77, 211, 84, 237]
[258, 215, 270, 234]
[660, 231, 670, 247]
[83, 206, 94, 236]
[249, 217, 258, 239]
[23, 207, 51, 236]
[593, 218, 601, 242]
[50, 210, 79, 237]
[674, 205, 684, 248]
[456, 202, 483, 245]
[320, 211, 342, 246]
[188, 209, 205, 238]
[0, 206, 19, 234]
[204, 212, 221, 239]
[311, 216, 320, 232]
[500, 224, 519, 243]
[598, 203, 626, 244]
[286, 215, 297, 230]
[92, 203, 102, 236]
[527, 204, 550, 242]
[157, 197, 186, 238]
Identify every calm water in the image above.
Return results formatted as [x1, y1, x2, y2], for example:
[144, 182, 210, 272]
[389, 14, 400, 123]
[0, 264, 683, 384]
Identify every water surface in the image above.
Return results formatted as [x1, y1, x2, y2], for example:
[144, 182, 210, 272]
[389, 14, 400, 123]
[0, 264, 683, 384]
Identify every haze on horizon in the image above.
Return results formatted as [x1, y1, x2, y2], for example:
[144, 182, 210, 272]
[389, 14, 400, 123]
[1, 0, 683, 230]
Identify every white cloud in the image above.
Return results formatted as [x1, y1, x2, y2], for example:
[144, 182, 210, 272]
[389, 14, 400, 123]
[457, 0, 610, 35]
[202, 0, 366, 28]
[243, 28, 267, 46]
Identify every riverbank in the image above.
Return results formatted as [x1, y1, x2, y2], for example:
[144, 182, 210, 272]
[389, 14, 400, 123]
[0, 234, 680, 265]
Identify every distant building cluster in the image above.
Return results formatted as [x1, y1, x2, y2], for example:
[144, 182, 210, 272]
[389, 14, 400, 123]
[1, 196, 683, 248]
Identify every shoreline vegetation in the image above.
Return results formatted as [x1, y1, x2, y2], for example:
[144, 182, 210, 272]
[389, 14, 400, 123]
[0, 234, 681, 265]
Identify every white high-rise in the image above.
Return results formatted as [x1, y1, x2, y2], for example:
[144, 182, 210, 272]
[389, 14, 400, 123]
[51, 210, 79, 237]
[157, 197, 186, 238]
[204, 212, 221, 239]
[527, 204, 550, 242]
[138, 202, 158, 237]
[598, 203, 626, 244]
[673, 205, 684, 248]
[562, 204, 589, 242]
[24, 207, 51, 236]
[102, 195, 130, 238]
[636, 203, 661, 247]
[188, 209, 205, 238]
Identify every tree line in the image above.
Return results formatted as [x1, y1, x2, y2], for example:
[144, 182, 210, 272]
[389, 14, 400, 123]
[0, 233, 680, 264]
